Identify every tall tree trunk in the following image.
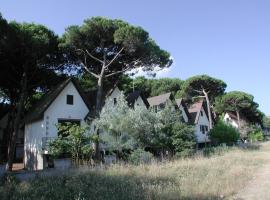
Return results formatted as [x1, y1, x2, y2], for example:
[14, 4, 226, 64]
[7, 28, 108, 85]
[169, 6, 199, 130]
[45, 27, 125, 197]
[236, 110, 241, 129]
[1, 107, 15, 162]
[202, 89, 213, 129]
[93, 66, 105, 161]
[6, 73, 27, 171]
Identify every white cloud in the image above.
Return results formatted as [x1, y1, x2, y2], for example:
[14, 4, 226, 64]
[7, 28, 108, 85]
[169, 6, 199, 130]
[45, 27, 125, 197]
[126, 56, 174, 78]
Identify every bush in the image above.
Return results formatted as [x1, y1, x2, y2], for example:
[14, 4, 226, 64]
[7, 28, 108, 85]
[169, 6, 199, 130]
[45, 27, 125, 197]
[203, 145, 230, 157]
[171, 122, 196, 157]
[129, 149, 153, 165]
[248, 130, 264, 142]
[210, 120, 240, 145]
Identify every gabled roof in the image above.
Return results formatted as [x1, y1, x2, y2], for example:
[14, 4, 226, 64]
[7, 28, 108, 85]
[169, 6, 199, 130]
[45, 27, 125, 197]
[84, 84, 119, 111]
[126, 90, 150, 108]
[225, 112, 249, 124]
[226, 112, 238, 121]
[188, 100, 209, 124]
[84, 84, 121, 119]
[175, 98, 192, 123]
[147, 92, 172, 107]
[24, 78, 91, 124]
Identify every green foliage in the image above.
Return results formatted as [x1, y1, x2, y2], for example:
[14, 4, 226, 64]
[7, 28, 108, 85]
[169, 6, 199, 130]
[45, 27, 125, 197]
[0, 16, 63, 103]
[96, 93, 138, 153]
[182, 75, 227, 103]
[48, 136, 70, 158]
[247, 126, 264, 142]
[49, 124, 94, 165]
[128, 105, 161, 148]
[215, 91, 263, 125]
[119, 75, 183, 98]
[171, 123, 196, 157]
[203, 145, 230, 157]
[61, 17, 172, 77]
[152, 103, 196, 156]
[263, 116, 270, 129]
[209, 120, 240, 145]
[129, 149, 153, 165]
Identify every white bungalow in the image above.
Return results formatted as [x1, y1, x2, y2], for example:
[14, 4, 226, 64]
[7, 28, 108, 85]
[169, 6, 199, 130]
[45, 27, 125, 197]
[23, 77, 151, 170]
[188, 100, 211, 146]
[24, 78, 91, 170]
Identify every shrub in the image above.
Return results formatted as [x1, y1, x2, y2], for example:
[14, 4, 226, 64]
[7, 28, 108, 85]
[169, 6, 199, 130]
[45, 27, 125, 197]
[129, 149, 153, 165]
[171, 122, 196, 157]
[248, 129, 264, 142]
[210, 120, 240, 145]
[49, 123, 94, 166]
[48, 136, 70, 158]
[203, 145, 230, 157]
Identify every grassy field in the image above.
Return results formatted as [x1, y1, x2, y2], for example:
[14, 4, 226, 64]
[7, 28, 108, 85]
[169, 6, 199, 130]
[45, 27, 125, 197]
[0, 143, 269, 200]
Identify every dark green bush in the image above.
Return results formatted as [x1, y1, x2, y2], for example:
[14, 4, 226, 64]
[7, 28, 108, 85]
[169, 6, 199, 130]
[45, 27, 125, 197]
[248, 129, 264, 142]
[209, 120, 240, 145]
[129, 149, 153, 165]
[171, 122, 196, 157]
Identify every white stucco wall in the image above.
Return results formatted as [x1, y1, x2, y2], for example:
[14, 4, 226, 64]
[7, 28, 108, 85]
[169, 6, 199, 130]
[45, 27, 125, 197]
[24, 81, 90, 170]
[134, 96, 147, 108]
[44, 82, 89, 139]
[195, 107, 210, 143]
[224, 113, 239, 128]
[24, 120, 44, 170]
[105, 87, 121, 103]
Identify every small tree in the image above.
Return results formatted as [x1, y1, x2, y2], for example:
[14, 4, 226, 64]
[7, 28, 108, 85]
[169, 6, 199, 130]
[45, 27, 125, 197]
[246, 125, 264, 142]
[171, 123, 196, 157]
[96, 93, 137, 158]
[49, 123, 94, 166]
[153, 103, 195, 157]
[209, 120, 240, 146]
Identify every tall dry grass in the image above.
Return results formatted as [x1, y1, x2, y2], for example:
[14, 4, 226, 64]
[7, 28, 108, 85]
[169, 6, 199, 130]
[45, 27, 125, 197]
[1, 143, 269, 200]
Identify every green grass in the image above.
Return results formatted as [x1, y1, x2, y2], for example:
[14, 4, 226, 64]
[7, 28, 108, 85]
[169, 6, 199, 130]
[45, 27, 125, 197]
[0, 143, 269, 200]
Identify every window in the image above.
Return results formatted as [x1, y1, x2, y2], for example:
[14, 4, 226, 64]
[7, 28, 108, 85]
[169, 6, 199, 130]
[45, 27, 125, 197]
[200, 125, 209, 134]
[66, 95, 74, 105]
[113, 98, 117, 105]
[200, 125, 205, 134]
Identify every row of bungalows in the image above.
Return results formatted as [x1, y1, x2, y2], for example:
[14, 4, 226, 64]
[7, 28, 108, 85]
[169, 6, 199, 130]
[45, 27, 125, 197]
[147, 93, 211, 148]
[0, 78, 211, 170]
[22, 78, 149, 170]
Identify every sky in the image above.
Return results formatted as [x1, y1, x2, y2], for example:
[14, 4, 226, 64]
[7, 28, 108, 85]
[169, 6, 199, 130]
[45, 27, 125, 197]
[1, 0, 270, 115]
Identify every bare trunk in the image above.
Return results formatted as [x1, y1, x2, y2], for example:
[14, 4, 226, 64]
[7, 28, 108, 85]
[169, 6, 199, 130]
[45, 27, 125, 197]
[236, 110, 241, 129]
[1, 108, 15, 162]
[94, 66, 105, 161]
[6, 73, 27, 171]
[202, 89, 213, 129]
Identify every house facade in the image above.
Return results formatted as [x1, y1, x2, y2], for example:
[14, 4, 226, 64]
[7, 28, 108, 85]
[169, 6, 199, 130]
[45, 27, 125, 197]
[175, 98, 190, 123]
[224, 112, 239, 128]
[24, 79, 90, 170]
[188, 100, 210, 145]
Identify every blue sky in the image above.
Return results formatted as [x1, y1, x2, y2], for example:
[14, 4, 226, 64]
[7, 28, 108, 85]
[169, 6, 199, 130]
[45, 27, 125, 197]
[1, 0, 270, 115]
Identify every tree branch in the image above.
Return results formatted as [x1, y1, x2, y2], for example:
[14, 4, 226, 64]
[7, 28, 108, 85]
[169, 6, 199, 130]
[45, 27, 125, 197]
[193, 89, 203, 94]
[80, 61, 99, 79]
[84, 49, 104, 64]
[104, 47, 124, 69]
[105, 67, 131, 78]
[193, 96, 206, 99]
